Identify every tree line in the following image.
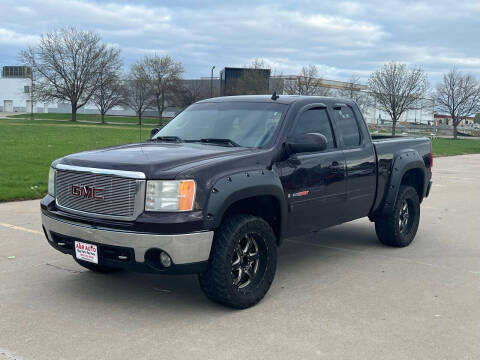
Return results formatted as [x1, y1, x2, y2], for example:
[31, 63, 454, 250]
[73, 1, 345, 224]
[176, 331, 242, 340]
[20, 27, 480, 138]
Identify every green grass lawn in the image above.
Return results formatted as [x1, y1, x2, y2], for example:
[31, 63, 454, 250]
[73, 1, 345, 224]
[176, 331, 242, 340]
[0, 118, 156, 202]
[431, 138, 480, 156]
[7, 112, 170, 126]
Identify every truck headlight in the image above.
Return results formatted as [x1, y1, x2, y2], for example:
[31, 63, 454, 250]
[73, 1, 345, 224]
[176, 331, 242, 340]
[145, 180, 196, 212]
[48, 167, 56, 197]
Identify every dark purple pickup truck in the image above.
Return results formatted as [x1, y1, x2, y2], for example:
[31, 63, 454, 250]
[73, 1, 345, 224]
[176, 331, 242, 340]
[41, 95, 432, 308]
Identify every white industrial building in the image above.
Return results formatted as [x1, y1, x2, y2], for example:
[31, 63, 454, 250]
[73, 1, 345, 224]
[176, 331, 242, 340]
[0, 77, 30, 112]
[0, 66, 33, 112]
[0, 65, 124, 115]
[0, 66, 55, 113]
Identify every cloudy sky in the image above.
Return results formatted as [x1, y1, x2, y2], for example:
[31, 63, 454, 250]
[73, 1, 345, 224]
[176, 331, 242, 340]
[1, 0, 479, 84]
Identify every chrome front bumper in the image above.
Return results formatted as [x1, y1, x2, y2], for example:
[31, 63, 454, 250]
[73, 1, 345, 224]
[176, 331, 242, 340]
[41, 214, 214, 265]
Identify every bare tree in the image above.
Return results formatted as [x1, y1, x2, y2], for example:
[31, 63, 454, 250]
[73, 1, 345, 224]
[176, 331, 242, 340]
[368, 62, 428, 136]
[140, 55, 184, 124]
[92, 54, 123, 123]
[122, 63, 152, 125]
[337, 75, 371, 112]
[434, 67, 480, 139]
[19, 27, 121, 121]
[284, 65, 331, 96]
[249, 58, 267, 69]
[174, 80, 210, 107]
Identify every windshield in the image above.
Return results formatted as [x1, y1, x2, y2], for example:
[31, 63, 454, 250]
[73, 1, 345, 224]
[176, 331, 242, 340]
[154, 102, 287, 148]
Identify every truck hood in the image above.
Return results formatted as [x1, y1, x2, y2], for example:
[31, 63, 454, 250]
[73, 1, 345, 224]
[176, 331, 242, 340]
[55, 142, 258, 179]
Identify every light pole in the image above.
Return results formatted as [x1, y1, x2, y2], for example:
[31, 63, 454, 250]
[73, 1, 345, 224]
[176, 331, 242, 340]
[210, 65, 215, 98]
[29, 67, 34, 121]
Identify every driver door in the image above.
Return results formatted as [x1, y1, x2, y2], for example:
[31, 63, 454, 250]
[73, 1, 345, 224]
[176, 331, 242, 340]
[277, 106, 347, 237]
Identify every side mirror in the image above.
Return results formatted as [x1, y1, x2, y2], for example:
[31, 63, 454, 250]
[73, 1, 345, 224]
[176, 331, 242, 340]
[150, 128, 160, 138]
[286, 133, 328, 154]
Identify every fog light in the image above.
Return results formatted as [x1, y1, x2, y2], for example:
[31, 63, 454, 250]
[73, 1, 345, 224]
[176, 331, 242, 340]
[160, 251, 172, 267]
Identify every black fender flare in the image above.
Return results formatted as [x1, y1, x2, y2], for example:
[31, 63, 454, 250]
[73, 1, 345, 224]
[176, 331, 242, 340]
[203, 169, 288, 242]
[380, 150, 426, 215]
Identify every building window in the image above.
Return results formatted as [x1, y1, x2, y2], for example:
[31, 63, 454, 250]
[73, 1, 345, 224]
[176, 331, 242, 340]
[24, 86, 31, 93]
[2, 66, 31, 78]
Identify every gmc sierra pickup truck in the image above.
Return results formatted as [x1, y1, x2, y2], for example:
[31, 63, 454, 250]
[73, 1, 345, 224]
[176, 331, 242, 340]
[41, 95, 432, 309]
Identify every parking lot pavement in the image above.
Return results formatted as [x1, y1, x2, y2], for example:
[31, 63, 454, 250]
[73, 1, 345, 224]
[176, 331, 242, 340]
[1, 154, 479, 360]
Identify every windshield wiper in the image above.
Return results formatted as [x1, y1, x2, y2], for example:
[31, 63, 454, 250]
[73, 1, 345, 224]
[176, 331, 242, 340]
[150, 136, 183, 143]
[195, 138, 241, 147]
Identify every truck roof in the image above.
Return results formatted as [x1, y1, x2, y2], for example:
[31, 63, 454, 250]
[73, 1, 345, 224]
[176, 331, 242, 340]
[196, 95, 356, 106]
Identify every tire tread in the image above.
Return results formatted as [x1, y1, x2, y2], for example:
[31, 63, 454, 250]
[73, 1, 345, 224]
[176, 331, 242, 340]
[375, 185, 420, 247]
[199, 214, 277, 309]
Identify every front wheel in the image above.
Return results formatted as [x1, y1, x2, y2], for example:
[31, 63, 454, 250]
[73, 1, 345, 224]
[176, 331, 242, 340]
[375, 185, 420, 247]
[199, 214, 277, 309]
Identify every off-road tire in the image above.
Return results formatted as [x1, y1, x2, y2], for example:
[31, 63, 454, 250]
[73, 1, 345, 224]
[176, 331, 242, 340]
[375, 185, 420, 247]
[74, 258, 123, 273]
[198, 214, 277, 309]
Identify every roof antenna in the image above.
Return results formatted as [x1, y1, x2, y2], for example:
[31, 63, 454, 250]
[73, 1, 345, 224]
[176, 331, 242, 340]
[271, 91, 279, 101]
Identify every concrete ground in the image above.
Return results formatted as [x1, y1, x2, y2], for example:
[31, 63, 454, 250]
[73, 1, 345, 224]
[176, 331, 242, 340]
[0, 155, 479, 360]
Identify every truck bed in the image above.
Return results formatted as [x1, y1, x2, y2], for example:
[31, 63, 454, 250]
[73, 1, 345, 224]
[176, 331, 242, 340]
[373, 136, 431, 156]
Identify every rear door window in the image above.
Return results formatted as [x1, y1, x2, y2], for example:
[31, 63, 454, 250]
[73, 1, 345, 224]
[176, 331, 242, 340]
[333, 106, 361, 148]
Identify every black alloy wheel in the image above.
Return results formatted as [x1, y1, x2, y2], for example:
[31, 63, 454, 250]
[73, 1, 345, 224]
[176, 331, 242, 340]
[199, 214, 277, 309]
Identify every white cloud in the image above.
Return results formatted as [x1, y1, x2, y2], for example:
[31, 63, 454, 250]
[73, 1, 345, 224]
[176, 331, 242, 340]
[296, 13, 385, 45]
[0, 0, 480, 83]
[0, 28, 38, 46]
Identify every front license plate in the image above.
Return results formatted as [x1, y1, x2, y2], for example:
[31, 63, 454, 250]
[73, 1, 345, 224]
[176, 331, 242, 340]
[75, 241, 98, 264]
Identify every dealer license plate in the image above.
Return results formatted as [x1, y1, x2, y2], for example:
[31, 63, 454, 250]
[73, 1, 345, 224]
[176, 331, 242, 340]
[75, 241, 98, 264]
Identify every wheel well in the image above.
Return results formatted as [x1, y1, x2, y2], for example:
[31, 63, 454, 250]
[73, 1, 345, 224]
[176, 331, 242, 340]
[401, 169, 424, 201]
[221, 196, 281, 242]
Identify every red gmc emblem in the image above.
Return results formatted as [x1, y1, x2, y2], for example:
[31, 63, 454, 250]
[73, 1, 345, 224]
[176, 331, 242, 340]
[71, 185, 105, 200]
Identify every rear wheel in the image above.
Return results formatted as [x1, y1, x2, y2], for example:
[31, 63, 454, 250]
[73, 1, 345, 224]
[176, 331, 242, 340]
[74, 258, 123, 273]
[198, 214, 277, 309]
[375, 185, 420, 247]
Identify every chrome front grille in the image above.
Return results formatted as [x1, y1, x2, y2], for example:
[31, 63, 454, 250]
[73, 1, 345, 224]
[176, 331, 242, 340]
[55, 166, 146, 220]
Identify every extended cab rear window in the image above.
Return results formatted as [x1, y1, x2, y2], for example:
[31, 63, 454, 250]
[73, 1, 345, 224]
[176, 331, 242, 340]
[333, 106, 361, 147]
